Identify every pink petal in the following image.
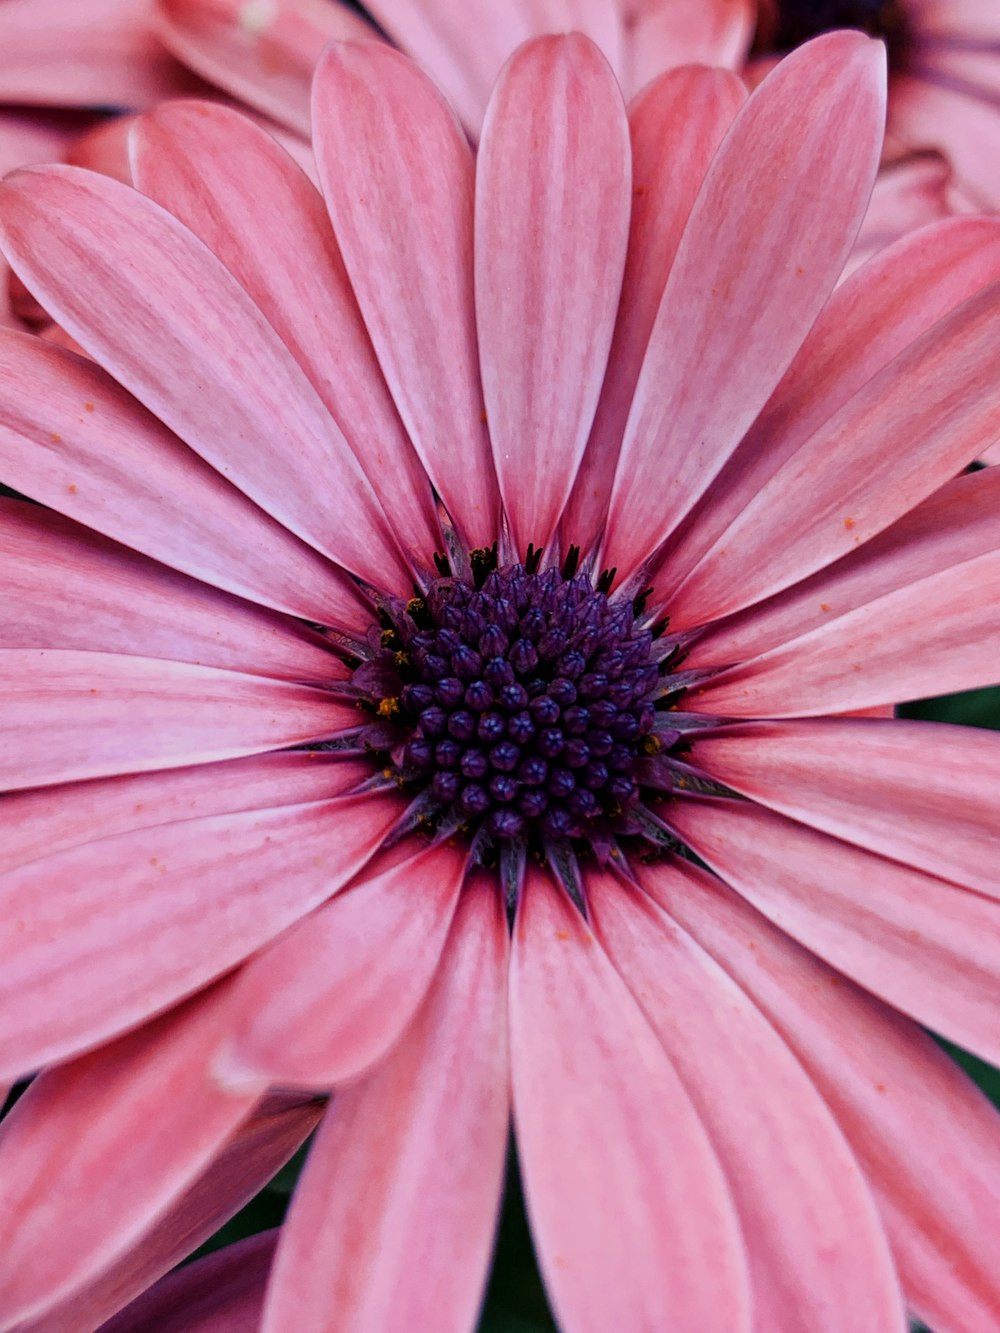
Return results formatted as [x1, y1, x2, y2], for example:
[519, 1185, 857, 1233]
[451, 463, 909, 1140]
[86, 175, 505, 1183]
[262, 877, 509, 1333]
[312, 41, 498, 549]
[660, 214, 1000, 607]
[0, 0, 193, 108]
[0, 789, 399, 1078]
[153, 0, 375, 136]
[130, 100, 440, 564]
[692, 717, 1000, 897]
[602, 31, 886, 580]
[510, 869, 751, 1333]
[0, 752, 369, 879]
[32, 1095, 320, 1333]
[219, 840, 465, 1089]
[665, 262, 1000, 629]
[646, 858, 1000, 1332]
[890, 71, 1000, 211]
[695, 536, 1000, 716]
[475, 34, 630, 554]
[0, 164, 409, 591]
[95, 1231, 276, 1333]
[667, 799, 1000, 1068]
[0, 983, 258, 1326]
[588, 872, 904, 1330]
[686, 463, 1000, 670]
[0, 329, 366, 630]
[0, 650, 353, 791]
[563, 64, 746, 550]
[847, 151, 956, 277]
[0, 499, 343, 682]
[622, 0, 753, 94]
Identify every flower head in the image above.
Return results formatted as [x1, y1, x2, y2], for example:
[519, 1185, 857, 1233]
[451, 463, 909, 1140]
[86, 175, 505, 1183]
[1, 30, 1000, 1333]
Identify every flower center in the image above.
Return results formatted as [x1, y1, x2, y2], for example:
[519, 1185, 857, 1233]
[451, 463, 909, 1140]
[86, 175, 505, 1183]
[352, 549, 669, 856]
[755, 0, 911, 68]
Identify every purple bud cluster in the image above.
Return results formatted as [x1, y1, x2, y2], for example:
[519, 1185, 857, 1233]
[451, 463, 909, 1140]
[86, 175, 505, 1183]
[374, 560, 660, 847]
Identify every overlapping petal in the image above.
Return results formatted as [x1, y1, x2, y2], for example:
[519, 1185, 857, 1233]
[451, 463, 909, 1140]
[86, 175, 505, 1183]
[261, 879, 509, 1333]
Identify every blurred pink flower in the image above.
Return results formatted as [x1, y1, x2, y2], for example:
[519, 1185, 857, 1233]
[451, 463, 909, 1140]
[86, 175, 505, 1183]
[754, 0, 1000, 210]
[1, 29, 1000, 1333]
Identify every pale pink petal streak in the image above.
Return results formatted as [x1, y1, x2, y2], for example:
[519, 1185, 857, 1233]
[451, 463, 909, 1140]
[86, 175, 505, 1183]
[0, 790, 400, 1079]
[0, 983, 258, 1327]
[667, 799, 1000, 1068]
[0, 650, 353, 791]
[153, 0, 375, 136]
[219, 840, 466, 1089]
[588, 872, 904, 1331]
[0, 330, 366, 628]
[602, 32, 886, 580]
[129, 100, 441, 563]
[312, 41, 498, 548]
[562, 65, 746, 548]
[0, 165, 409, 591]
[510, 870, 751, 1333]
[262, 878, 509, 1333]
[476, 34, 630, 554]
[646, 859, 1000, 1332]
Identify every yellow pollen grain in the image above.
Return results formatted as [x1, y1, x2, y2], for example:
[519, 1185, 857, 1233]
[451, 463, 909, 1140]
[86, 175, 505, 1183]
[377, 696, 401, 719]
[843, 516, 855, 530]
[67, 483, 78, 493]
[84, 402, 95, 412]
[50, 432, 62, 443]
[820, 602, 831, 612]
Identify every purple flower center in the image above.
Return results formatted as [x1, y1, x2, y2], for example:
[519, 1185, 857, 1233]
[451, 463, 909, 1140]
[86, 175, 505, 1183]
[355, 551, 666, 854]
[756, 0, 911, 67]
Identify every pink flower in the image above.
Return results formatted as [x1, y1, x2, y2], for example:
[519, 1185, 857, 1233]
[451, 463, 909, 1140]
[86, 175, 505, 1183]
[1, 29, 1000, 1333]
[754, 0, 1000, 211]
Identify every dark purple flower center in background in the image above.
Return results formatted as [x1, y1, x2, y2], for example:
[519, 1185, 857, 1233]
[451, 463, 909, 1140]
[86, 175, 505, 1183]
[755, 0, 911, 68]
[353, 550, 668, 858]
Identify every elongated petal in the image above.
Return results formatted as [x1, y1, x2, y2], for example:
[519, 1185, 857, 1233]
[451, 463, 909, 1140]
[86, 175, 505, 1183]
[510, 870, 751, 1333]
[312, 41, 497, 547]
[847, 151, 955, 276]
[0, 753, 368, 879]
[0, 983, 257, 1326]
[30, 1095, 321, 1333]
[130, 100, 440, 562]
[589, 873, 903, 1331]
[0, 0, 192, 108]
[602, 31, 885, 579]
[667, 799, 1000, 1067]
[0, 330, 366, 627]
[475, 35, 629, 553]
[0, 500, 340, 681]
[0, 165, 408, 590]
[646, 858, 1000, 1333]
[563, 65, 746, 548]
[660, 216, 1000, 601]
[0, 790, 399, 1078]
[220, 840, 465, 1088]
[687, 464, 1000, 669]
[667, 270, 1000, 627]
[696, 541, 1000, 715]
[0, 650, 352, 791]
[262, 878, 509, 1333]
[622, 0, 752, 93]
[154, 0, 375, 135]
[693, 718, 1000, 897]
[96, 1231, 276, 1333]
